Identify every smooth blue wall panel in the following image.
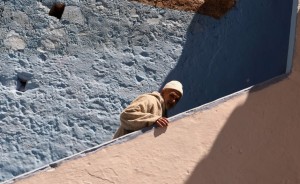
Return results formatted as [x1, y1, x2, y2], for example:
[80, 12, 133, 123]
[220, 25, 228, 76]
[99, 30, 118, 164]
[164, 0, 292, 116]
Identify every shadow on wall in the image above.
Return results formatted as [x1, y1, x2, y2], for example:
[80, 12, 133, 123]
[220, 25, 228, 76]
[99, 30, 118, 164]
[184, 75, 300, 184]
[161, 0, 291, 117]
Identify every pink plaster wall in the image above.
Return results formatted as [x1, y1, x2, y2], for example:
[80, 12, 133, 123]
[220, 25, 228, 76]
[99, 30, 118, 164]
[14, 5, 300, 184]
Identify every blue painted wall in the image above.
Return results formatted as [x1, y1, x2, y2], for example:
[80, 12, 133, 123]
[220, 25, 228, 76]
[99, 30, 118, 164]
[165, 0, 292, 116]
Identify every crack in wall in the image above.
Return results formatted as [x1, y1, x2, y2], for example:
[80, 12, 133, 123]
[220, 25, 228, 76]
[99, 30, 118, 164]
[85, 169, 115, 184]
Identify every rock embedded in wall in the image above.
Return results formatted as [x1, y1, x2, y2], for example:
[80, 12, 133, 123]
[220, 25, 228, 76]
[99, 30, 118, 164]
[61, 6, 85, 25]
[4, 31, 26, 51]
[132, 0, 205, 12]
[130, 0, 236, 19]
[197, 0, 236, 19]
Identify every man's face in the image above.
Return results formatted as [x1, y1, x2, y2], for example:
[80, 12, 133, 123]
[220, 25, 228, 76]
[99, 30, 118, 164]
[162, 89, 182, 110]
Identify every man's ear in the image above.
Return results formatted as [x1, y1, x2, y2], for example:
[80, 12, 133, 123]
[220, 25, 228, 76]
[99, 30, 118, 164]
[161, 89, 165, 96]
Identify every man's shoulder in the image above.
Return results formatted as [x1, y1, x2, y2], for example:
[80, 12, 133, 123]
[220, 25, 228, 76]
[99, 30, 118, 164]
[141, 91, 161, 98]
[136, 91, 162, 102]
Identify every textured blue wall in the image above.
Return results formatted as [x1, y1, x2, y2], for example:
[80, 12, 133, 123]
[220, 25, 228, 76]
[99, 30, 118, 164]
[0, 0, 191, 181]
[0, 0, 293, 182]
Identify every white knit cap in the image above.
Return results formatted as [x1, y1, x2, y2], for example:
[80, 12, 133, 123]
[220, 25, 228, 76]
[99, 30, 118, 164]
[162, 80, 183, 96]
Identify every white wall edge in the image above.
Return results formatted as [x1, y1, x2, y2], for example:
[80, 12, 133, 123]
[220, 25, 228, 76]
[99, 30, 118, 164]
[286, 0, 298, 73]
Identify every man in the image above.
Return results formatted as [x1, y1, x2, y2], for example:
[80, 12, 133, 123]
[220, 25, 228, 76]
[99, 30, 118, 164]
[113, 80, 183, 139]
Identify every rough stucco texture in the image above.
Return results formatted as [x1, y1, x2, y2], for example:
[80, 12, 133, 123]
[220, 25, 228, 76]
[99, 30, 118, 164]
[0, 0, 293, 182]
[0, 0, 191, 181]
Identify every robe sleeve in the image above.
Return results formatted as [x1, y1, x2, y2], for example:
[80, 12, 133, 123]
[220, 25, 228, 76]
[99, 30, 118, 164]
[120, 95, 162, 131]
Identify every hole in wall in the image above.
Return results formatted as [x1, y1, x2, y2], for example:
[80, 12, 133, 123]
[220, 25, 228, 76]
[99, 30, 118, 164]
[49, 2, 65, 19]
[0, 7, 4, 18]
[16, 77, 28, 92]
[16, 72, 33, 92]
[49, 162, 60, 168]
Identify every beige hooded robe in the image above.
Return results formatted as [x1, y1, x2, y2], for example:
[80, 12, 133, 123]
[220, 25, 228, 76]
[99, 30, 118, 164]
[113, 91, 166, 139]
